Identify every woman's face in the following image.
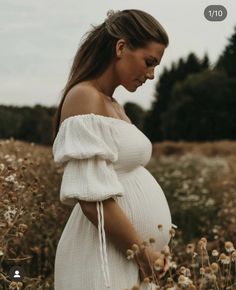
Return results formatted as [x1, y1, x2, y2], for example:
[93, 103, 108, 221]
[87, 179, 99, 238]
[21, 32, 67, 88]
[115, 40, 166, 92]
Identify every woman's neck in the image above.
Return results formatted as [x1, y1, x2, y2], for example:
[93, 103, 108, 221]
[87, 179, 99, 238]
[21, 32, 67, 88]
[89, 64, 119, 98]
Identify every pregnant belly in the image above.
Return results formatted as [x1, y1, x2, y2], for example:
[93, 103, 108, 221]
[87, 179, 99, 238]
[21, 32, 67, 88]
[116, 166, 172, 250]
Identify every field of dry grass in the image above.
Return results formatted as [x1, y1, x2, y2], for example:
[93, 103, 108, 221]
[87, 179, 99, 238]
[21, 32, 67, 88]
[0, 138, 236, 289]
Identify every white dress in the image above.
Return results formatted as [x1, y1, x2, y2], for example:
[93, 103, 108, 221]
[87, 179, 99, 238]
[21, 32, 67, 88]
[52, 113, 174, 290]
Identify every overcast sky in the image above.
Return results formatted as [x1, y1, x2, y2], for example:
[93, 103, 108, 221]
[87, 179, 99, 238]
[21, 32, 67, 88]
[0, 0, 235, 110]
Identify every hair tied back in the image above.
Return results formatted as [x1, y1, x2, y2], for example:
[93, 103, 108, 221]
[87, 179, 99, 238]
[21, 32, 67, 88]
[105, 9, 121, 30]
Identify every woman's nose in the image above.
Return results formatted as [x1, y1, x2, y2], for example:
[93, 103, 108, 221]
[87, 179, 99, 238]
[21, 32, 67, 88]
[146, 68, 155, 80]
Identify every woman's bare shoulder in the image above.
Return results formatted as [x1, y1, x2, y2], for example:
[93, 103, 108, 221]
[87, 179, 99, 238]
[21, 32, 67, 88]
[60, 83, 107, 124]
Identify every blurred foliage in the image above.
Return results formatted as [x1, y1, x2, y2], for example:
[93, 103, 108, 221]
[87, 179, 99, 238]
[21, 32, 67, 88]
[142, 27, 236, 142]
[0, 28, 236, 146]
[123, 102, 146, 131]
[0, 140, 236, 289]
[0, 105, 56, 146]
[161, 70, 236, 140]
[216, 26, 236, 78]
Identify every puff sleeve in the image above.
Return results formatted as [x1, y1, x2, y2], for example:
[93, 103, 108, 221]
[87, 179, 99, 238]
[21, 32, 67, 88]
[52, 114, 125, 288]
[52, 114, 125, 206]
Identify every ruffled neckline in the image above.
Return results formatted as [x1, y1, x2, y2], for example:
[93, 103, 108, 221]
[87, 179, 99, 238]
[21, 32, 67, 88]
[60, 113, 135, 128]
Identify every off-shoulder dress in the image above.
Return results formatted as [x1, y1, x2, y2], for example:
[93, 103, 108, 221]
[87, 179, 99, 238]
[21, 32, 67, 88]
[52, 113, 174, 290]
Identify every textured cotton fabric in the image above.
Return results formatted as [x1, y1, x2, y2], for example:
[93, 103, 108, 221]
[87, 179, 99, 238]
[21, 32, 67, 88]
[52, 113, 173, 290]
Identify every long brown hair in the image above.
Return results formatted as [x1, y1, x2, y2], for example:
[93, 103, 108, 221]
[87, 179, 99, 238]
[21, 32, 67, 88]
[52, 9, 169, 142]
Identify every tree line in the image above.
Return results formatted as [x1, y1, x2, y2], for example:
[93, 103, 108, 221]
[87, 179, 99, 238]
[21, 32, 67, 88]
[0, 27, 235, 144]
[127, 26, 236, 142]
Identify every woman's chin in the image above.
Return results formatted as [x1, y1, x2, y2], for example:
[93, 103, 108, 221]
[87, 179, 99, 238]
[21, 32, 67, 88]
[122, 83, 140, 92]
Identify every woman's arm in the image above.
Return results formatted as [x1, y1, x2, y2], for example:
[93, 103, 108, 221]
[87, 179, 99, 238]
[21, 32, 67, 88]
[79, 198, 143, 256]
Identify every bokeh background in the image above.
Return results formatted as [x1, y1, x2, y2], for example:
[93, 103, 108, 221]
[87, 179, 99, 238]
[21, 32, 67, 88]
[0, 1, 236, 289]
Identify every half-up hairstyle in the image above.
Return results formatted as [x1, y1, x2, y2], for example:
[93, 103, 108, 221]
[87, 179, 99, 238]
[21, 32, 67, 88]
[52, 9, 169, 142]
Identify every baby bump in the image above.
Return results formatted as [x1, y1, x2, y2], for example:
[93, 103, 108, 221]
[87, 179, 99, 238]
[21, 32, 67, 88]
[117, 166, 172, 250]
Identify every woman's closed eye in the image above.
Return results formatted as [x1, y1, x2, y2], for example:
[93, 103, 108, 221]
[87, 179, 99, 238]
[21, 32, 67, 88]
[145, 59, 157, 68]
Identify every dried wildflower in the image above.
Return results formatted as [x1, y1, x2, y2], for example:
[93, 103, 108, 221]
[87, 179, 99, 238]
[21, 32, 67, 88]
[231, 251, 236, 262]
[211, 274, 217, 281]
[170, 261, 177, 269]
[143, 277, 150, 283]
[211, 262, 219, 272]
[198, 240, 206, 250]
[154, 258, 164, 271]
[219, 253, 230, 264]
[199, 267, 205, 275]
[126, 249, 134, 260]
[178, 275, 192, 286]
[131, 244, 139, 254]
[30, 246, 41, 255]
[157, 224, 163, 231]
[186, 243, 195, 254]
[167, 277, 174, 284]
[11, 197, 18, 202]
[205, 266, 212, 274]
[9, 281, 23, 290]
[161, 245, 170, 256]
[5, 174, 16, 183]
[192, 252, 198, 258]
[0, 163, 5, 172]
[212, 249, 219, 257]
[3, 199, 10, 205]
[16, 232, 24, 238]
[149, 237, 155, 244]
[4, 206, 17, 223]
[169, 228, 175, 237]
[179, 266, 187, 275]
[9, 281, 17, 290]
[224, 241, 235, 253]
[200, 237, 207, 244]
[140, 240, 148, 250]
[185, 268, 191, 277]
[18, 223, 28, 233]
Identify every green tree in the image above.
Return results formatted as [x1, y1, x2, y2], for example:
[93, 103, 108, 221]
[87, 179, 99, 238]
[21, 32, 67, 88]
[123, 102, 146, 130]
[161, 70, 236, 140]
[216, 26, 236, 78]
[144, 53, 209, 141]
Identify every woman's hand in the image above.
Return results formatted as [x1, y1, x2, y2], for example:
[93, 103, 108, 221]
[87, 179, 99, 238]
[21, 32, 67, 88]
[135, 247, 170, 282]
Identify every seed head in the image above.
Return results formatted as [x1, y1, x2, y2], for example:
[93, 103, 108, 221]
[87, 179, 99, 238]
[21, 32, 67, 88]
[212, 249, 219, 257]
[158, 224, 163, 231]
[149, 237, 155, 244]
[131, 244, 139, 254]
[154, 258, 164, 271]
[161, 245, 170, 256]
[225, 241, 235, 253]
[186, 243, 195, 254]
[200, 267, 205, 275]
[169, 228, 176, 237]
[231, 251, 236, 261]
[143, 277, 150, 283]
[211, 262, 219, 272]
[126, 249, 134, 259]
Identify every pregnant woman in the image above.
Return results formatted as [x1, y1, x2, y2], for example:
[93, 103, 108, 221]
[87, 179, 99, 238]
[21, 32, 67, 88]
[52, 9, 175, 290]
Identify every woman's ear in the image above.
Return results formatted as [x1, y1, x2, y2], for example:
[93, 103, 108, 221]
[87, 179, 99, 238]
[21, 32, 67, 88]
[116, 39, 126, 58]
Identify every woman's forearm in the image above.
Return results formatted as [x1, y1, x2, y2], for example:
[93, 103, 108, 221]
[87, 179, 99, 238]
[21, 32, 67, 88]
[78, 198, 143, 257]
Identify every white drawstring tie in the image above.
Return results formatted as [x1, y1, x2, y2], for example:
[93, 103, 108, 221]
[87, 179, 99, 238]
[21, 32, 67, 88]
[97, 201, 111, 288]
